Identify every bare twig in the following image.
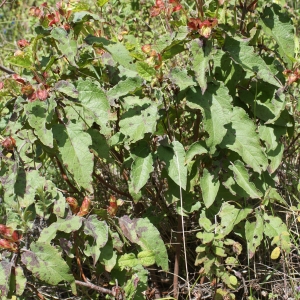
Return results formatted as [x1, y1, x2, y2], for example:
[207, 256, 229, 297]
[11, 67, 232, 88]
[0, 65, 15, 74]
[75, 280, 114, 296]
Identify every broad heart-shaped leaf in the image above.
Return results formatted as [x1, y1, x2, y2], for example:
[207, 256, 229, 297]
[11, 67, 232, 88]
[229, 160, 263, 199]
[224, 36, 282, 88]
[157, 140, 187, 190]
[245, 212, 264, 259]
[186, 84, 232, 154]
[217, 203, 252, 236]
[51, 27, 77, 66]
[259, 4, 295, 68]
[53, 122, 93, 192]
[85, 35, 136, 71]
[119, 103, 158, 143]
[38, 215, 83, 243]
[130, 152, 154, 194]
[21, 242, 75, 288]
[107, 77, 143, 101]
[25, 101, 53, 148]
[118, 216, 169, 271]
[200, 168, 220, 208]
[190, 39, 212, 94]
[0, 261, 12, 297]
[220, 107, 268, 173]
[77, 78, 110, 132]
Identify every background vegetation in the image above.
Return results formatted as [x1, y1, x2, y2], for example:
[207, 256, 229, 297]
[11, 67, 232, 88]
[0, 0, 299, 299]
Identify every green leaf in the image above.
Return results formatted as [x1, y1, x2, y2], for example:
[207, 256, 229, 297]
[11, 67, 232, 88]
[54, 80, 79, 98]
[245, 213, 264, 259]
[8, 52, 33, 69]
[224, 36, 282, 87]
[229, 160, 263, 199]
[221, 107, 268, 173]
[158, 141, 187, 190]
[38, 215, 83, 243]
[21, 242, 75, 287]
[53, 122, 94, 192]
[118, 253, 139, 269]
[15, 266, 27, 296]
[138, 250, 156, 267]
[72, 11, 100, 23]
[185, 141, 207, 164]
[169, 67, 196, 91]
[119, 103, 158, 143]
[51, 27, 77, 66]
[83, 215, 108, 264]
[87, 128, 110, 160]
[130, 153, 153, 194]
[217, 203, 252, 236]
[85, 35, 136, 71]
[99, 240, 117, 272]
[107, 77, 143, 100]
[136, 62, 156, 82]
[97, 0, 109, 6]
[186, 84, 232, 154]
[190, 39, 211, 93]
[119, 216, 168, 271]
[259, 4, 295, 68]
[200, 168, 220, 208]
[258, 125, 285, 152]
[77, 78, 111, 131]
[25, 101, 54, 148]
[267, 144, 284, 174]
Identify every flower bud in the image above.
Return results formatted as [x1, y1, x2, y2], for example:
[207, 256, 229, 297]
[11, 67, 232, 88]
[66, 197, 79, 214]
[0, 239, 18, 252]
[1, 137, 16, 150]
[77, 196, 91, 217]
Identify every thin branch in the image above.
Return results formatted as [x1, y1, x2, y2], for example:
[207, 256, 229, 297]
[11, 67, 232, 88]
[75, 280, 114, 296]
[0, 65, 15, 74]
[93, 171, 132, 199]
[0, 0, 7, 8]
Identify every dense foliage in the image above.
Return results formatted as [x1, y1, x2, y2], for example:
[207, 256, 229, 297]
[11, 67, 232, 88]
[0, 0, 299, 299]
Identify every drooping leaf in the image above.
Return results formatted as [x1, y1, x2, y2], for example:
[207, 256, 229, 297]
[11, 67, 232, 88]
[190, 39, 211, 93]
[53, 122, 94, 192]
[259, 4, 295, 68]
[245, 213, 264, 258]
[267, 144, 284, 174]
[271, 246, 281, 260]
[25, 101, 53, 148]
[72, 11, 100, 23]
[258, 125, 285, 152]
[185, 141, 207, 164]
[169, 67, 196, 91]
[229, 160, 263, 199]
[186, 84, 232, 154]
[15, 265, 27, 296]
[119, 216, 168, 271]
[87, 128, 110, 160]
[157, 140, 187, 190]
[99, 240, 117, 272]
[221, 107, 268, 173]
[21, 242, 75, 288]
[224, 36, 282, 87]
[51, 27, 77, 66]
[200, 168, 220, 208]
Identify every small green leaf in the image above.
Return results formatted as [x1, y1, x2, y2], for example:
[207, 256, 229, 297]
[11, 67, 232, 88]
[15, 266, 27, 296]
[54, 80, 79, 98]
[169, 67, 196, 91]
[185, 141, 207, 164]
[97, 0, 109, 6]
[0, 261, 11, 297]
[107, 77, 143, 100]
[8, 52, 33, 69]
[118, 253, 139, 269]
[200, 168, 220, 208]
